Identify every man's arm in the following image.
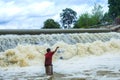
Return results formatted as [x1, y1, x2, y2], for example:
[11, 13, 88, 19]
[53, 46, 59, 53]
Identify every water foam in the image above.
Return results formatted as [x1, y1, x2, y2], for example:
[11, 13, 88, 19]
[0, 39, 120, 67]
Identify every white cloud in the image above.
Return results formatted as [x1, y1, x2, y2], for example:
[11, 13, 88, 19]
[25, 1, 55, 16]
[0, 0, 108, 29]
[0, 1, 22, 19]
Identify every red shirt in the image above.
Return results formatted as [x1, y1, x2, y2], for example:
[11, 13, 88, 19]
[45, 51, 54, 66]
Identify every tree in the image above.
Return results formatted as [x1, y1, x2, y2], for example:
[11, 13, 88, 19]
[102, 12, 112, 24]
[74, 4, 104, 28]
[42, 19, 60, 29]
[74, 13, 91, 28]
[108, 0, 120, 19]
[91, 3, 103, 25]
[60, 8, 77, 29]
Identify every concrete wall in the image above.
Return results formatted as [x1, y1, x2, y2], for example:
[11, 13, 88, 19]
[0, 28, 112, 35]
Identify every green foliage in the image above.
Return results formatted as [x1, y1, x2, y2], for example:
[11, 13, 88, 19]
[42, 19, 60, 29]
[102, 12, 112, 23]
[60, 8, 77, 29]
[74, 4, 104, 28]
[108, 0, 120, 19]
[92, 3, 103, 25]
[74, 13, 91, 28]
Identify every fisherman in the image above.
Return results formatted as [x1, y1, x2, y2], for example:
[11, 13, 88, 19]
[44, 46, 59, 75]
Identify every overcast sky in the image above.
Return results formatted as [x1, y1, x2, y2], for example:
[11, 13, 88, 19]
[0, 0, 108, 29]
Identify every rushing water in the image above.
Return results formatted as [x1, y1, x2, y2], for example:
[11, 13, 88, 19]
[0, 32, 120, 80]
[0, 32, 120, 51]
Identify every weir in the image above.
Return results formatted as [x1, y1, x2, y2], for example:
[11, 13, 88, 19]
[0, 28, 113, 35]
[0, 32, 120, 52]
[0, 29, 112, 52]
[0, 32, 120, 67]
[0, 26, 119, 52]
[0, 28, 120, 67]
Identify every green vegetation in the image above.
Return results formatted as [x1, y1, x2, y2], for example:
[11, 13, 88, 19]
[60, 8, 77, 29]
[92, 4, 103, 25]
[108, 0, 120, 19]
[108, 0, 120, 24]
[74, 13, 91, 28]
[102, 12, 112, 24]
[74, 4, 104, 28]
[42, 0, 120, 29]
[42, 19, 60, 29]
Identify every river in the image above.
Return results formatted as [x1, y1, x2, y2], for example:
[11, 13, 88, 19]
[0, 32, 120, 80]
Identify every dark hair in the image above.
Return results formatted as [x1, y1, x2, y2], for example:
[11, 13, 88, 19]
[46, 48, 51, 52]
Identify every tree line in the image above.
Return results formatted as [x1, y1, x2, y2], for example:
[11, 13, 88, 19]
[42, 0, 120, 29]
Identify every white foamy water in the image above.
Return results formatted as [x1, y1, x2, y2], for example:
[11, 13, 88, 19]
[0, 32, 120, 51]
[0, 53, 120, 80]
[0, 32, 120, 80]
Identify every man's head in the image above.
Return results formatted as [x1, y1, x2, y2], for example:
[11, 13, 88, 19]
[46, 48, 51, 52]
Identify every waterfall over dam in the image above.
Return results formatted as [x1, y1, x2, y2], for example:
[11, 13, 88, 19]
[0, 27, 120, 67]
[0, 28, 120, 79]
[0, 32, 120, 52]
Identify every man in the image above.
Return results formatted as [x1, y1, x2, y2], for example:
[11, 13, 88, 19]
[44, 46, 59, 75]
